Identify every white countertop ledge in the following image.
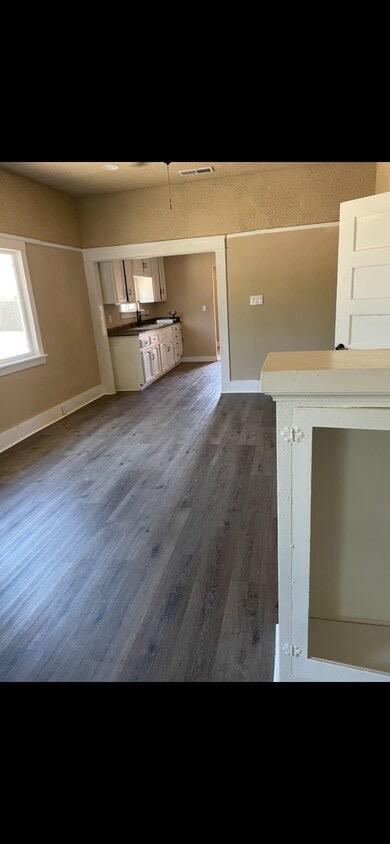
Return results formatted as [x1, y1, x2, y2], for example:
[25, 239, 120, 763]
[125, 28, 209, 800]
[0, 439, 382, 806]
[261, 349, 390, 397]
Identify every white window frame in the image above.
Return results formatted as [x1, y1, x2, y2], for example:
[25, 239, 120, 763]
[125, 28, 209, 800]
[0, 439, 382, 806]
[0, 236, 46, 376]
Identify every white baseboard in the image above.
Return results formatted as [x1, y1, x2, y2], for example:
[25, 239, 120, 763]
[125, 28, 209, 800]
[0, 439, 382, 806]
[225, 380, 261, 393]
[273, 624, 280, 682]
[181, 356, 217, 362]
[0, 384, 106, 454]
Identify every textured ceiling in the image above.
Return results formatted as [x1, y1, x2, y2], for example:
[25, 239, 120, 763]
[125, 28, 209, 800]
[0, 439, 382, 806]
[0, 161, 293, 196]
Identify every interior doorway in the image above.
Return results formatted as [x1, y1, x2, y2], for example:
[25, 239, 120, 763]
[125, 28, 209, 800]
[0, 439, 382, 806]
[83, 235, 229, 395]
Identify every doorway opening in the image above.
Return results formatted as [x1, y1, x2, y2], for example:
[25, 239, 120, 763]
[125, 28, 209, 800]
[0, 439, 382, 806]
[83, 235, 229, 396]
[95, 251, 220, 393]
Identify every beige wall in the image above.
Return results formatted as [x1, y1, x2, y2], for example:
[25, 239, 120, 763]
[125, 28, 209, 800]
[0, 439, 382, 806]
[78, 163, 376, 247]
[376, 163, 390, 193]
[104, 303, 136, 329]
[227, 226, 339, 380]
[0, 244, 100, 433]
[150, 254, 216, 357]
[0, 167, 81, 247]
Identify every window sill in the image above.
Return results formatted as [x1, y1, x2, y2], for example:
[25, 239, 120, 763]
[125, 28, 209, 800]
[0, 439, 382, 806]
[0, 354, 47, 377]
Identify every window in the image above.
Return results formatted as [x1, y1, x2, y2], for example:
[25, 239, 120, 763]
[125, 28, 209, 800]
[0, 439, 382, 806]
[0, 238, 45, 376]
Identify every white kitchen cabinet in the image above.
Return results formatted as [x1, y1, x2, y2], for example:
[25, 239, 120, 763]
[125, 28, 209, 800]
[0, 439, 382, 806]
[133, 258, 153, 277]
[99, 260, 127, 304]
[160, 338, 175, 372]
[141, 349, 154, 384]
[132, 257, 167, 302]
[99, 260, 135, 304]
[150, 345, 162, 378]
[123, 260, 136, 303]
[262, 348, 390, 683]
[109, 323, 182, 391]
[157, 258, 167, 301]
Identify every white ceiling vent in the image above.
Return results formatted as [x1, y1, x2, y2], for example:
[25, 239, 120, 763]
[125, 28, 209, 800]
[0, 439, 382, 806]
[179, 166, 215, 176]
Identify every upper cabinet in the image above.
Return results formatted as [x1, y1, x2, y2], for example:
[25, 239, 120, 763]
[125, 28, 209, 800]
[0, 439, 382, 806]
[99, 257, 167, 304]
[123, 260, 136, 303]
[132, 257, 167, 302]
[157, 258, 167, 301]
[99, 260, 135, 305]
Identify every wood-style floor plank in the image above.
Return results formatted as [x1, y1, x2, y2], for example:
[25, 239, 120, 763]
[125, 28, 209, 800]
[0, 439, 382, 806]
[0, 363, 277, 682]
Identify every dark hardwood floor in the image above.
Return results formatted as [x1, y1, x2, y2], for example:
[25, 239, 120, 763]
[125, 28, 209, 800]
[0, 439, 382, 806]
[0, 363, 277, 682]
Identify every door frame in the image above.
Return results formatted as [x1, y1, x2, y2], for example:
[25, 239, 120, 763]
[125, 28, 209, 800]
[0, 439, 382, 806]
[83, 235, 230, 395]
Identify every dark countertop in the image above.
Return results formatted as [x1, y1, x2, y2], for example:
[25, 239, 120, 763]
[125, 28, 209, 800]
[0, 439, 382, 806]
[107, 317, 181, 337]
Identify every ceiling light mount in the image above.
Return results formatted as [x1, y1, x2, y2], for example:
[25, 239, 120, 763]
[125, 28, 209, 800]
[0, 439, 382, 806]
[103, 162, 120, 171]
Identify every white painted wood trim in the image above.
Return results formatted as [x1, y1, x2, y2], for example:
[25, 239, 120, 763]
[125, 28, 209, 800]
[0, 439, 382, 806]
[0, 383, 105, 454]
[83, 234, 231, 395]
[273, 624, 280, 682]
[83, 257, 116, 395]
[226, 221, 339, 239]
[0, 230, 82, 252]
[181, 356, 217, 362]
[226, 380, 260, 393]
[83, 235, 226, 262]
[0, 235, 46, 369]
[0, 353, 47, 377]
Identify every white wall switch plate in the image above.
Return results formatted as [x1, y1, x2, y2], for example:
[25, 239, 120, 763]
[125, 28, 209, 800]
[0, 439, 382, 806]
[250, 294, 264, 305]
[202, 305, 207, 311]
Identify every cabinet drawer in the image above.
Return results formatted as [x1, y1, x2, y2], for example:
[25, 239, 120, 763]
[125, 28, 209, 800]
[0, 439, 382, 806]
[139, 330, 160, 348]
[139, 334, 151, 349]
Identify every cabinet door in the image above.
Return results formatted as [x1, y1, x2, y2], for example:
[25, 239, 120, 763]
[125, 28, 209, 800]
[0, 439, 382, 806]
[156, 258, 167, 301]
[112, 261, 127, 304]
[141, 258, 153, 276]
[141, 350, 153, 383]
[150, 345, 162, 378]
[160, 342, 168, 373]
[150, 258, 162, 301]
[289, 405, 390, 682]
[99, 261, 126, 304]
[165, 341, 174, 369]
[135, 274, 154, 303]
[123, 260, 136, 303]
[160, 341, 174, 372]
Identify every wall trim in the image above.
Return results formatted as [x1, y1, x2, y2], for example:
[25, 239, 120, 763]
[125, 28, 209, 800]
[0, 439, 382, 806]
[0, 230, 82, 252]
[225, 379, 261, 393]
[83, 235, 226, 262]
[181, 356, 217, 362]
[226, 221, 339, 239]
[0, 384, 105, 454]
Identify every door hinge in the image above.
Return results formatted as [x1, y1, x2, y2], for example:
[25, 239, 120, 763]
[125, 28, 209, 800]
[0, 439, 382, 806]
[282, 643, 302, 657]
[280, 426, 304, 444]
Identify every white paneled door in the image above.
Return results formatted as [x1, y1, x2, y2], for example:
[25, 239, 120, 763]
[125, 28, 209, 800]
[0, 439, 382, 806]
[335, 191, 390, 348]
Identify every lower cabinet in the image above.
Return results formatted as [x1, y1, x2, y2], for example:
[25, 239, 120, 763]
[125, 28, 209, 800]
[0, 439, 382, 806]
[141, 349, 154, 384]
[109, 324, 182, 391]
[160, 340, 175, 372]
[150, 345, 162, 378]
